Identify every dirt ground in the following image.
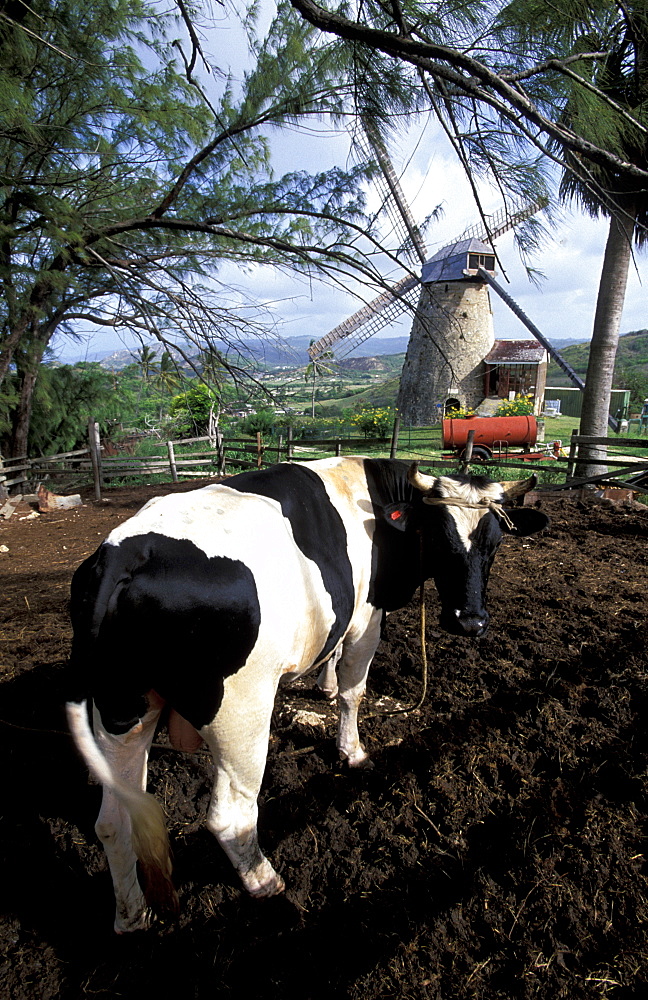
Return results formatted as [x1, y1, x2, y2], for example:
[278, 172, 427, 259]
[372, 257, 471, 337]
[0, 477, 647, 999]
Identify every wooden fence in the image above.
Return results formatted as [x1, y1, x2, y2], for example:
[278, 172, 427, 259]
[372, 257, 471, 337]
[561, 431, 648, 495]
[0, 448, 92, 490]
[2, 423, 647, 499]
[0, 421, 393, 499]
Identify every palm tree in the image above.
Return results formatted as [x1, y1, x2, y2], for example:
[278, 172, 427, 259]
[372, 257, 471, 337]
[154, 351, 181, 395]
[565, 13, 647, 474]
[305, 344, 336, 418]
[499, 0, 648, 476]
[136, 346, 159, 383]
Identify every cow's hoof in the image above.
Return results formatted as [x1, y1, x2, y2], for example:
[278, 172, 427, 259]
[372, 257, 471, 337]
[242, 861, 285, 898]
[339, 747, 374, 769]
[250, 874, 286, 898]
[114, 909, 153, 934]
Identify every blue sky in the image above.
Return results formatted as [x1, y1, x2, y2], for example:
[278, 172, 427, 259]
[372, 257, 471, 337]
[53, 7, 647, 363]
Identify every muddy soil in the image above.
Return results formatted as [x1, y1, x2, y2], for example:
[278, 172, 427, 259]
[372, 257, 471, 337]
[0, 479, 647, 999]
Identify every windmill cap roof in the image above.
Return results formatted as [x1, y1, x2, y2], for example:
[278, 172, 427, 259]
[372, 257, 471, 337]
[421, 238, 496, 284]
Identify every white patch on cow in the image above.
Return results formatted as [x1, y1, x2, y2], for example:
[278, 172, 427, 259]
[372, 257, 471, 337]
[434, 476, 505, 552]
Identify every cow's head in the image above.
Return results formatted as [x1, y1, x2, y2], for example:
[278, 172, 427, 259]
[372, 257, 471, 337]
[405, 466, 548, 637]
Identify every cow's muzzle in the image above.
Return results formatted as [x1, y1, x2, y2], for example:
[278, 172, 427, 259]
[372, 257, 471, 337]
[441, 609, 490, 637]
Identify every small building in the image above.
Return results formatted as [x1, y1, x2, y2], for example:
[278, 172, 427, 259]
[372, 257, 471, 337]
[543, 386, 631, 419]
[483, 340, 548, 415]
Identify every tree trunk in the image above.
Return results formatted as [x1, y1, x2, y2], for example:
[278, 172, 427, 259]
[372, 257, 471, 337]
[577, 207, 636, 478]
[7, 323, 53, 458]
[0, 314, 31, 388]
[9, 369, 38, 458]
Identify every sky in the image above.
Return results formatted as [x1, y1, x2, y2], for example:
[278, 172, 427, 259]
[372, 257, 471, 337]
[242, 114, 647, 349]
[54, 6, 647, 364]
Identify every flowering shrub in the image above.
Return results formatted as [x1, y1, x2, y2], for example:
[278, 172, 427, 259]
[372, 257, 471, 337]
[495, 393, 535, 416]
[349, 407, 395, 437]
[444, 406, 475, 419]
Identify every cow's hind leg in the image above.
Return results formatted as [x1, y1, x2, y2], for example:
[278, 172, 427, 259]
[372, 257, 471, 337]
[201, 678, 284, 898]
[92, 699, 162, 933]
[316, 645, 342, 699]
[336, 609, 382, 768]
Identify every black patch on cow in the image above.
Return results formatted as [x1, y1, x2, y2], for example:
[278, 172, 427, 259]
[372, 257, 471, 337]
[362, 458, 425, 611]
[425, 501, 501, 630]
[224, 464, 355, 663]
[69, 534, 260, 733]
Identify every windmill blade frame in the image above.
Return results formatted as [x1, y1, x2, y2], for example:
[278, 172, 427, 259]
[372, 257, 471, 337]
[308, 273, 420, 361]
[309, 117, 547, 364]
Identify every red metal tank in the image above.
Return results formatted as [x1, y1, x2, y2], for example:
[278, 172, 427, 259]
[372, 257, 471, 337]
[442, 415, 537, 454]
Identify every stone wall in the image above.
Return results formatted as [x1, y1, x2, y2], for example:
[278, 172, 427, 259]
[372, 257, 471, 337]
[396, 280, 494, 425]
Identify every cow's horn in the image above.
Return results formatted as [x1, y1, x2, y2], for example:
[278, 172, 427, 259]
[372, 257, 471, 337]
[408, 462, 436, 493]
[499, 474, 537, 500]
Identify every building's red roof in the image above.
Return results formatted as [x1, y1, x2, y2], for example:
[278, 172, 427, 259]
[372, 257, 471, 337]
[484, 340, 547, 363]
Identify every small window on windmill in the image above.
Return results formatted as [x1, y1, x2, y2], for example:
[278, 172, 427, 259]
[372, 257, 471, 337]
[468, 253, 496, 272]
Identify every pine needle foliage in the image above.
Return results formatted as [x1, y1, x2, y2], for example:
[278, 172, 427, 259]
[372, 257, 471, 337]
[0, 0, 376, 454]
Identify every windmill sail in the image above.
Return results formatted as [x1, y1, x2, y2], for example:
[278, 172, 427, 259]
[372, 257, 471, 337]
[355, 121, 428, 266]
[458, 197, 547, 244]
[309, 274, 420, 361]
[309, 118, 545, 364]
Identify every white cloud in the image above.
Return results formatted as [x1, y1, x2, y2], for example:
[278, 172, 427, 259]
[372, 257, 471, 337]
[53, 32, 647, 363]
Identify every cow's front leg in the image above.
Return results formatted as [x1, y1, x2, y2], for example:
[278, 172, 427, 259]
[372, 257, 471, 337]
[92, 700, 162, 933]
[201, 675, 284, 898]
[336, 609, 382, 768]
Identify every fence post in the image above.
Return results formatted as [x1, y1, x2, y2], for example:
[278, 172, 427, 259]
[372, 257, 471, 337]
[277, 433, 283, 464]
[461, 429, 475, 474]
[566, 428, 578, 481]
[335, 438, 341, 457]
[167, 440, 178, 483]
[88, 417, 103, 500]
[287, 426, 294, 461]
[256, 432, 263, 469]
[216, 428, 226, 477]
[390, 415, 401, 459]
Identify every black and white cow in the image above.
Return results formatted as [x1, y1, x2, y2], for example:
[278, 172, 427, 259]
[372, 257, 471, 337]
[66, 456, 547, 932]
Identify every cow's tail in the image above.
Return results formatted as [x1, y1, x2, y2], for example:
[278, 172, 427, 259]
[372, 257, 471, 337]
[66, 700, 178, 916]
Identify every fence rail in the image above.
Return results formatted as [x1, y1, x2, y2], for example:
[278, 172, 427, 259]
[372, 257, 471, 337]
[560, 432, 648, 494]
[3, 425, 648, 499]
[0, 448, 91, 489]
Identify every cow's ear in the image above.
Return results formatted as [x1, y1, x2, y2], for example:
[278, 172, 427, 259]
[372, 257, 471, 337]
[502, 508, 549, 537]
[383, 502, 413, 531]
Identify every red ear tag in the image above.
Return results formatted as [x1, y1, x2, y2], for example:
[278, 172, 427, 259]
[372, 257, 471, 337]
[390, 510, 402, 520]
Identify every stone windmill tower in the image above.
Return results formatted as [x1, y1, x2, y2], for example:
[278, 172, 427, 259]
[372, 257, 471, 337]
[306, 129, 548, 420]
[397, 237, 497, 424]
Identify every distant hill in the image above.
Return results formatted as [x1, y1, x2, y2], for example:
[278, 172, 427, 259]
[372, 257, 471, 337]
[93, 335, 412, 372]
[547, 329, 648, 386]
[337, 353, 405, 374]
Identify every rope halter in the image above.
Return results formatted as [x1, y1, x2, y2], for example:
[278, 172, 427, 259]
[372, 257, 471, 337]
[422, 495, 516, 531]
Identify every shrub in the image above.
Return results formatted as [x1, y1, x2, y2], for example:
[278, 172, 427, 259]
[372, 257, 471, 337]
[495, 393, 535, 416]
[239, 408, 277, 437]
[444, 405, 475, 419]
[349, 406, 395, 437]
[169, 383, 219, 436]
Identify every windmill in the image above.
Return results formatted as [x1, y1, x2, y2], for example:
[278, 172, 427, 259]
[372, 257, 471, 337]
[307, 129, 545, 365]
[306, 124, 556, 423]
